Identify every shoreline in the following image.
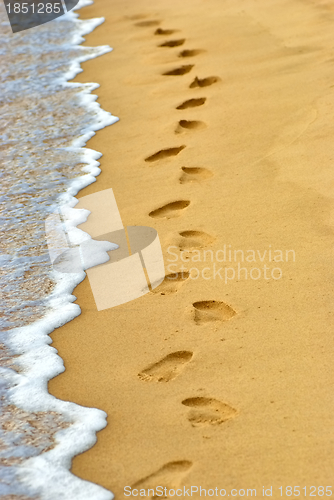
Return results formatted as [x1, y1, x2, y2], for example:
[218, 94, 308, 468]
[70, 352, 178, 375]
[0, 2, 116, 497]
[50, 0, 334, 496]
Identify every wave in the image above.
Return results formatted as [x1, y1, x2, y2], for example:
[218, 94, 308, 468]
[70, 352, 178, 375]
[0, 1, 117, 498]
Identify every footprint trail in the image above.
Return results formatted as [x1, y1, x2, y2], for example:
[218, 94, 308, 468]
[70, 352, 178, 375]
[155, 28, 176, 35]
[182, 397, 237, 426]
[138, 351, 193, 382]
[175, 120, 206, 134]
[178, 230, 215, 249]
[179, 167, 213, 183]
[135, 20, 161, 27]
[132, 461, 193, 499]
[151, 271, 190, 295]
[176, 98, 206, 109]
[179, 49, 204, 58]
[145, 146, 185, 163]
[149, 200, 190, 219]
[160, 39, 185, 47]
[163, 65, 194, 76]
[189, 76, 220, 88]
[193, 300, 236, 325]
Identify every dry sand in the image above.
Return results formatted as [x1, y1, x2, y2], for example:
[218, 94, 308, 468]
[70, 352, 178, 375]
[49, 0, 334, 497]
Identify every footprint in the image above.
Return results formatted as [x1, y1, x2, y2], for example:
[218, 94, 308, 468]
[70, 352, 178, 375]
[138, 351, 193, 382]
[132, 461, 193, 498]
[178, 49, 204, 58]
[155, 28, 176, 35]
[163, 65, 194, 76]
[127, 14, 148, 21]
[135, 20, 161, 27]
[151, 271, 190, 295]
[192, 300, 236, 325]
[182, 397, 237, 426]
[145, 146, 185, 163]
[189, 76, 220, 88]
[176, 98, 206, 110]
[179, 166, 213, 184]
[149, 201, 190, 219]
[175, 120, 206, 134]
[159, 39, 185, 47]
[178, 230, 215, 249]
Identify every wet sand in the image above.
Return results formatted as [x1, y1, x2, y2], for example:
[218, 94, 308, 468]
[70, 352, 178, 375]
[50, 0, 334, 497]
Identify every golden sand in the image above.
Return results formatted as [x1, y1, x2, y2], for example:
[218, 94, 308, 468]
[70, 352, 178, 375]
[49, 0, 334, 496]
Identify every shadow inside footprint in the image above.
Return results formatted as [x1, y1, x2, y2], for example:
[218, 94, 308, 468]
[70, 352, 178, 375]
[179, 166, 213, 183]
[163, 65, 194, 76]
[145, 146, 185, 163]
[159, 39, 185, 47]
[178, 49, 204, 58]
[193, 300, 236, 325]
[175, 120, 206, 134]
[176, 98, 206, 109]
[151, 271, 190, 295]
[138, 351, 193, 382]
[127, 14, 148, 21]
[182, 397, 237, 426]
[189, 76, 220, 88]
[133, 461, 193, 498]
[155, 28, 176, 35]
[178, 230, 215, 249]
[135, 20, 161, 27]
[149, 200, 190, 219]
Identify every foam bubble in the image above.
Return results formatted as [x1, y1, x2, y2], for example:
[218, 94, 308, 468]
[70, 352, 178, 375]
[0, 1, 117, 497]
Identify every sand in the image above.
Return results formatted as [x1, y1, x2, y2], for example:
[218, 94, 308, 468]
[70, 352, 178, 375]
[49, 0, 334, 497]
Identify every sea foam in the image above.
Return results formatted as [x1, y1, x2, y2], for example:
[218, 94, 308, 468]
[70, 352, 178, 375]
[0, 1, 117, 498]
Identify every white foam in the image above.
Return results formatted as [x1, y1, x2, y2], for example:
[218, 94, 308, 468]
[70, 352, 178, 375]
[0, 1, 119, 498]
[6, 270, 112, 499]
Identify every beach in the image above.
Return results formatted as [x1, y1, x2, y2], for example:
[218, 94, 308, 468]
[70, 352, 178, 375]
[49, 0, 334, 497]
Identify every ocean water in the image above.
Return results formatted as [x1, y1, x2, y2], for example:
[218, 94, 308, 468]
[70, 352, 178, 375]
[0, 2, 117, 498]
